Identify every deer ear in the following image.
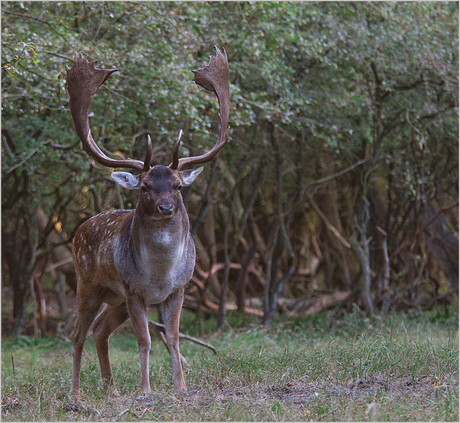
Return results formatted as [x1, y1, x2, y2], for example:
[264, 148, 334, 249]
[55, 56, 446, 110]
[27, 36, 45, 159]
[180, 167, 204, 186]
[111, 171, 141, 190]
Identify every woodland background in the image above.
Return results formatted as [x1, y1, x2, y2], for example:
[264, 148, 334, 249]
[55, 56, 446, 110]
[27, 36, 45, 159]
[2, 2, 458, 337]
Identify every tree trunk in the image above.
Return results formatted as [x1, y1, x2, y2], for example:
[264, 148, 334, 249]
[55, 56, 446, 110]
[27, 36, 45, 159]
[3, 183, 39, 335]
[236, 243, 256, 312]
[314, 153, 352, 290]
[262, 122, 296, 324]
[350, 196, 374, 315]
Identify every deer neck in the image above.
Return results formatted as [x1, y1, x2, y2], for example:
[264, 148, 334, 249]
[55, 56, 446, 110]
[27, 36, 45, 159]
[129, 201, 190, 265]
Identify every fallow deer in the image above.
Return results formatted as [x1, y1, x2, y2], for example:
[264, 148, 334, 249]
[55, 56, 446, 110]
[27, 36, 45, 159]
[66, 46, 229, 399]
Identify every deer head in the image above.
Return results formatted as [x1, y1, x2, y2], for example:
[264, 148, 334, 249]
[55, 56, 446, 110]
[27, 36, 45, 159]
[111, 165, 202, 219]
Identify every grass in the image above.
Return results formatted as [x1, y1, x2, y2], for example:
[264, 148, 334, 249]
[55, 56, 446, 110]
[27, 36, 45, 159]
[1, 307, 458, 421]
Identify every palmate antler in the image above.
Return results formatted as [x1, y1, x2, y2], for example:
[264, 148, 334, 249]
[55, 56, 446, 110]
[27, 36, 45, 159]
[171, 46, 230, 170]
[66, 54, 152, 172]
[66, 46, 229, 172]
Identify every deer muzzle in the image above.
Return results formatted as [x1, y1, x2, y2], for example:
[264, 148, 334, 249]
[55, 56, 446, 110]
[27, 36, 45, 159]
[157, 201, 174, 216]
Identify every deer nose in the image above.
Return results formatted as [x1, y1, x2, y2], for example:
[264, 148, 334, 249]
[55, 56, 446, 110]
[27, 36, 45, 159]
[158, 203, 174, 215]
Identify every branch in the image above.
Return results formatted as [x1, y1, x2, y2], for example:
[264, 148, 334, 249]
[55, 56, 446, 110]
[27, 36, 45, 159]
[390, 201, 459, 262]
[5, 140, 51, 174]
[307, 195, 351, 248]
[2, 11, 71, 45]
[44, 257, 74, 273]
[48, 139, 79, 150]
[299, 157, 370, 202]
[2, 128, 16, 153]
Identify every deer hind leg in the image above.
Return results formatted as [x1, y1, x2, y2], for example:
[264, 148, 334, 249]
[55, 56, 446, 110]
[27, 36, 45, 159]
[70, 296, 103, 400]
[126, 294, 151, 394]
[163, 288, 186, 391]
[92, 302, 129, 393]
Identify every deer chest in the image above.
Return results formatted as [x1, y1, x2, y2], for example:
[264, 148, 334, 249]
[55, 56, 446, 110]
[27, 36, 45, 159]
[114, 233, 196, 305]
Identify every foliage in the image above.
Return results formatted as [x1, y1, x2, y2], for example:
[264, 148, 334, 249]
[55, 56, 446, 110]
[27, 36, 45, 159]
[1, 2, 458, 333]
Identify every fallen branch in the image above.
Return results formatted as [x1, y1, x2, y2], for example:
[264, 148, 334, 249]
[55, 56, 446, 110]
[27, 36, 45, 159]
[282, 291, 351, 316]
[148, 320, 217, 355]
[189, 272, 264, 318]
[112, 408, 129, 422]
[184, 294, 264, 317]
[304, 291, 350, 314]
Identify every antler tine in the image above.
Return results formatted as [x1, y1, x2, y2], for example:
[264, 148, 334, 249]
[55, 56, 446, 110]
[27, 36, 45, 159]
[170, 46, 230, 170]
[66, 54, 147, 172]
[171, 129, 183, 170]
[143, 135, 153, 171]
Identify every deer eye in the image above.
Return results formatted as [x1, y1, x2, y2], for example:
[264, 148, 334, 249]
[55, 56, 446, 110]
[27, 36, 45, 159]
[175, 184, 182, 191]
[140, 186, 148, 194]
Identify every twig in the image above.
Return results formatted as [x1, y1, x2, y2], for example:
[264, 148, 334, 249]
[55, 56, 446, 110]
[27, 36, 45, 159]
[43, 51, 74, 62]
[6, 140, 50, 174]
[88, 407, 103, 420]
[44, 257, 74, 273]
[427, 288, 459, 310]
[303, 291, 350, 315]
[148, 320, 217, 354]
[112, 409, 129, 422]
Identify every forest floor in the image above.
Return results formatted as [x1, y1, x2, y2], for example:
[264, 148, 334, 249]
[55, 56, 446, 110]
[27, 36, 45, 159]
[1, 308, 458, 421]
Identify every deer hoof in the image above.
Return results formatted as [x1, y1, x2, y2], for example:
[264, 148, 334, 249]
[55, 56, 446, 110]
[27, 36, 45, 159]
[109, 387, 120, 397]
[63, 402, 83, 412]
[68, 388, 80, 402]
[175, 387, 188, 399]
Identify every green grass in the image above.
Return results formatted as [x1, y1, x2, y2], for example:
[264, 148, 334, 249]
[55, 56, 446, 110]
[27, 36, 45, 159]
[1, 308, 458, 421]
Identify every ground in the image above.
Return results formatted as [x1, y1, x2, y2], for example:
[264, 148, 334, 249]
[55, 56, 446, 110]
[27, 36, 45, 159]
[1, 307, 458, 421]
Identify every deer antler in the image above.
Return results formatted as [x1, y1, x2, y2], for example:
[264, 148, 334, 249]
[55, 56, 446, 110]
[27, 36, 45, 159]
[170, 46, 230, 170]
[66, 54, 152, 172]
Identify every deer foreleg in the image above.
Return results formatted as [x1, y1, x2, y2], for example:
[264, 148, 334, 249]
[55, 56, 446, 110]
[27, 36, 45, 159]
[127, 294, 151, 393]
[163, 288, 186, 391]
